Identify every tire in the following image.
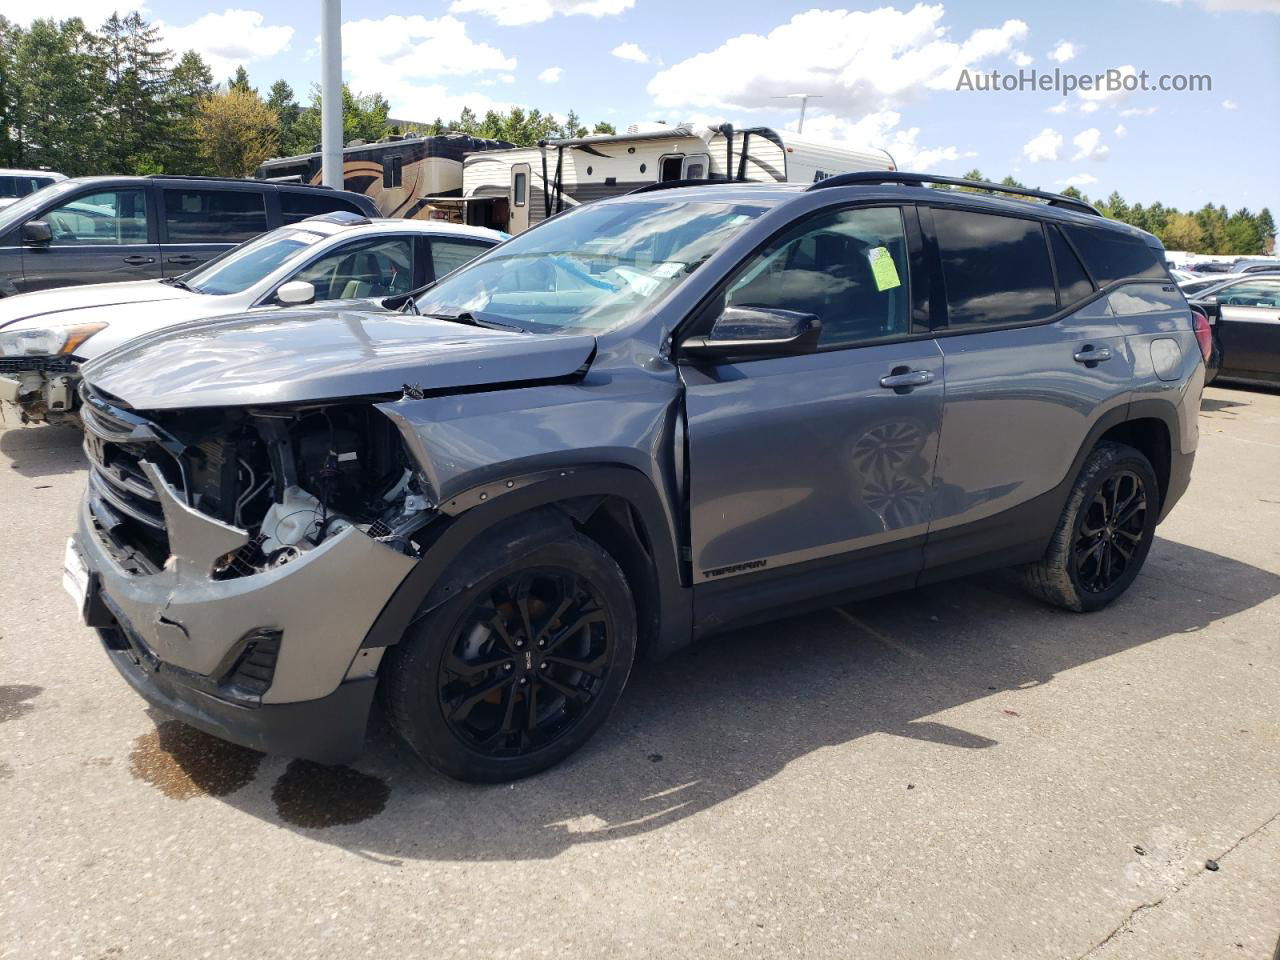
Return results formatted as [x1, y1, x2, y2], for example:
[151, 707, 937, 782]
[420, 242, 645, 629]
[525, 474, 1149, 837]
[383, 519, 636, 783]
[1020, 442, 1160, 612]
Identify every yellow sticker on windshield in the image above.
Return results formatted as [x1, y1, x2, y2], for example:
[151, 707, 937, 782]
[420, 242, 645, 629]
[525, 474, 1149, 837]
[868, 246, 901, 292]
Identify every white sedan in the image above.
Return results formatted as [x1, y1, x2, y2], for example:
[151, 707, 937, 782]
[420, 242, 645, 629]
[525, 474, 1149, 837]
[0, 213, 506, 423]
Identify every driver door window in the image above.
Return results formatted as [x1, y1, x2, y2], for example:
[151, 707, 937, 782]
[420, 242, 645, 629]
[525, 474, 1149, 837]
[291, 236, 415, 301]
[725, 206, 911, 348]
[1217, 279, 1280, 307]
[43, 189, 148, 245]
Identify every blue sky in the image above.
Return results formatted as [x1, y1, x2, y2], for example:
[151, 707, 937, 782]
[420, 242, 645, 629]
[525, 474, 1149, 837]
[5, 0, 1279, 216]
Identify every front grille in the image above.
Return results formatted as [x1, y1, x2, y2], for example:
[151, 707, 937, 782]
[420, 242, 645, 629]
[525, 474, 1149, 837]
[0, 355, 75, 376]
[81, 386, 179, 570]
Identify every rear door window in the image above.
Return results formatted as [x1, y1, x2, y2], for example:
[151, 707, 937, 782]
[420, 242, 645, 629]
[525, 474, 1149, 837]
[279, 191, 367, 224]
[428, 237, 495, 280]
[933, 208, 1056, 326]
[1061, 224, 1167, 285]
[1049, 225, 1095, 308]
[162, 188, 268, 242]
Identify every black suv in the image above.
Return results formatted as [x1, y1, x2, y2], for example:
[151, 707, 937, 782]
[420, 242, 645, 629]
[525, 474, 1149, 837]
[0, 175, 378, 296]
[67, 174, 1205, 782]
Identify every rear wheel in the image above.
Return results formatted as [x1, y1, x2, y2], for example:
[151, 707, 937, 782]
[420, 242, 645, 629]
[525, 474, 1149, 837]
[384, 522, 636, 782]
[1020, 442, 1159, 612]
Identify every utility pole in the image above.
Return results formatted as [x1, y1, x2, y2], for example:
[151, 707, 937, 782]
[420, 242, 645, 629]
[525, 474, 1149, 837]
[320, 0, 343, 189]
[772, 93, 823, 135]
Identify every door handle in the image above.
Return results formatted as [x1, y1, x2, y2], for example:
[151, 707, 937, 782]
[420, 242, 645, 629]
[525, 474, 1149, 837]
[879, 369, 935, 391]
[166, 255, 199, 265]
[122, 255, 156, 265]
[1073, 346, 1113, 364]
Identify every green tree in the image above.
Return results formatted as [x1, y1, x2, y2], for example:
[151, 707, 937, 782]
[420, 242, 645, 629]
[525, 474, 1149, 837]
[290, 83, 391, 152]
[227, 65, 253, 94]
[98, 12, 171, 173]
[955, 168, 988, 192]
[1159, 212, 1205, 252]
[0, 16, 22, 166]
[195, 86, 278, 176]
[592, 121, 617, 135]
[266, 79, 302, 154]
[1258, 208, 1276, 254]
[13, 17, 106, 175]
[161, 50, 214, 173]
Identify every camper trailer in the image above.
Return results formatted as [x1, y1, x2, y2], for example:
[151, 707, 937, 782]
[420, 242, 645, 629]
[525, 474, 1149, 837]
[455, 123, 896, 234]
[254, 133, 511, 220]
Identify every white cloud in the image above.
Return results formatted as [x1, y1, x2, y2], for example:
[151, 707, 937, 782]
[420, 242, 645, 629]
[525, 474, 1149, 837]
[1118, 105, 1159, 117]
[340, 14, 515, 114]
[1155, 0, 1280, 11]
[537, 66, 563, 83]
[611, 42, 649, 63]
[1222, 98, 1239, 109]
[1077, 63, 1138, 110]
[448, 0, 634, 26]
[1114, 123, 1127, 137]
[160, 9, 294, 80]
[500, 74, 516, 84]
[0, 0, 143, 25]
[648, 6, 1028, 114]
[1071, 128, 1110, 161]
[1048, 40, 1076, 63]
[1046, 101, 1069, 114]
[796, 110, 975, 173]
[1023, 127, 1064, 163]
[1079, 102, 1100, 113]
[1009, 50, 1033, 67]
[1057, 173, 1098, 188]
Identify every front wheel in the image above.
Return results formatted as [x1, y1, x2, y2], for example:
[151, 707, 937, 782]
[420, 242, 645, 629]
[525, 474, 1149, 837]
[383, 521, 636, 782]
[1020, 442, 1159, 612]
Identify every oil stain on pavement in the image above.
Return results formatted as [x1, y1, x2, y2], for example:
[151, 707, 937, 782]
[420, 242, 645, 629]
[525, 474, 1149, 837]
[129, 720, 263, 800]
[0, 684, 42, 723]
[271, 759, 390, 828]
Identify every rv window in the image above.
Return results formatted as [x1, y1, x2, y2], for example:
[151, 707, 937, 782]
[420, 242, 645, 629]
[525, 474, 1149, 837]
[383, 156, 403, 189]
[684, 162, 705, 180]
[659, 156, 684, 182]
[513, 172, 527, 207]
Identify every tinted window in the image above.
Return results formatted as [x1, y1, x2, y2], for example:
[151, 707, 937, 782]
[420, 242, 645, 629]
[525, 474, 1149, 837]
[292, 236, 415, 300]
[163, 189, 268, 242]
[1062, 224, 1166, 285]
[513, 173, 527, 207]
[382, 156, 403, 188]
[1049, 225, 1094, 307]
[1216, 278, 1280, 307]
[44, 189, 148, 245]
[0, 175, 52, 198]
[429, 238, 493, 279]
[726, 206, 910, 347]
[934, 209, 1056, 326]
[279, 190, 365, 224]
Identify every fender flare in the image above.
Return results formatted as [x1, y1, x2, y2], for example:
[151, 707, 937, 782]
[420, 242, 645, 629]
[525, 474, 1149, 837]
[360, 464, 693, 658]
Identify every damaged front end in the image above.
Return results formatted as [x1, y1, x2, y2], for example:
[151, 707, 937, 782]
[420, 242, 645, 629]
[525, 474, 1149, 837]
[72, 384, 434, 761]
[0, 356, 79, 423]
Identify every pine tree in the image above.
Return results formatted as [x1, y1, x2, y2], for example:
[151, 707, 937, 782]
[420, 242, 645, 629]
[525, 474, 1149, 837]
[162, 50, 214, 173]
[14, 17, 106, 175]
[267, 79, 301, 154]
[227, 66, 253, 95]
[0, 16, 22, 166]
[1257, 209, 1276, 255]
[98, 12, 171, 173]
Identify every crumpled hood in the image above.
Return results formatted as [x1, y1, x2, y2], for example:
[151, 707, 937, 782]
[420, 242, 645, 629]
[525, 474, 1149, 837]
[0, 280, 194, 331]
[81, 306, 597, 410]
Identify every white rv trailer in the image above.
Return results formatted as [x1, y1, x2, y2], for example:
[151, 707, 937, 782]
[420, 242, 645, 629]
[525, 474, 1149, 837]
[450, 123, 896, 234]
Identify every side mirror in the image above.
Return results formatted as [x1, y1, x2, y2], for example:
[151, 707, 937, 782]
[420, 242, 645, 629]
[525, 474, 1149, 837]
[1197, 295, 1218, 305]
[21, 220, 52, 245]
[275, 280, 316, 306]
[681, 306, 821, 361]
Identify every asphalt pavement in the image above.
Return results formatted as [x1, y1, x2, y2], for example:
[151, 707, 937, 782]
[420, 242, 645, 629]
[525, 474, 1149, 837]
[1, 385, 1277, 959]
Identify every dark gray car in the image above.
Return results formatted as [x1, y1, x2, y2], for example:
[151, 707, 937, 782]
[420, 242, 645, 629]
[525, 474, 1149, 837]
[66, 174, 1205, 782]
[0, 175, 377, 296]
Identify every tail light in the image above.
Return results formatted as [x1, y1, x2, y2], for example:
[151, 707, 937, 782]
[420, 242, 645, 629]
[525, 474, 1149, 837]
[1190, 306, 1212, 362]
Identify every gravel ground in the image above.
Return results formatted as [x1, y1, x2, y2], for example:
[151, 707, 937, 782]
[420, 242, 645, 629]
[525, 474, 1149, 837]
[1, 384, 1277, 960]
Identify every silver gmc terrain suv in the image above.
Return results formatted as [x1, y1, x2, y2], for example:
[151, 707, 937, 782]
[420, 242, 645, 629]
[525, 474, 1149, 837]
[66, 173, 1205, 782]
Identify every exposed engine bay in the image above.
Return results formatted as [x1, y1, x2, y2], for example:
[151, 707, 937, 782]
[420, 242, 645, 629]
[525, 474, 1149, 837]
[86, 397, 434, 578]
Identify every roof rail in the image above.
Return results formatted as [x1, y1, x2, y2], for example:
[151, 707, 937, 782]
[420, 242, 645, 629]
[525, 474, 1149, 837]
[145, 173, 336, 191]
[625, 178, 721, 196]
[807, 172, 1101, 217]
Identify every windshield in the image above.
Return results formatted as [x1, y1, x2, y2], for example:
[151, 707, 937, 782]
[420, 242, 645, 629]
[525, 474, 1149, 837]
[183, 228, 326, 295]
[414, 199, 769, 334]
[0, 179, 80, 231]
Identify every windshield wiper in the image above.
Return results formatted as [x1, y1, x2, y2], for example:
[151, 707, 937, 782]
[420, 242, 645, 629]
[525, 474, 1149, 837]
[160, 276, 196, 292]
[422, 310, 526, 333]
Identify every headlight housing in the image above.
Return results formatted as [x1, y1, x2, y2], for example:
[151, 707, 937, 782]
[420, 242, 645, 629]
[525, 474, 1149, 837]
[0, 322, 107, 358]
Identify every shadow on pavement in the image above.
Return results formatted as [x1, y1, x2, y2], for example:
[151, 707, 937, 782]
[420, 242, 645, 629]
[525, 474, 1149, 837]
[0, 423, 85, 479]
[150, 536, 1280, 861]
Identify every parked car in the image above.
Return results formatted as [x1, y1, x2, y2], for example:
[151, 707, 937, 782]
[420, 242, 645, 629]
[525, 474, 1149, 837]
[0, 169, 67, 209]
[1178, 272, 1245, 298]
[65, 173, 1203, 782]
[1190, 274, 1280, 387]
[1232, 259, 1280, 275]
[0, 213, 505, 423]
[0, 175, 378, 298]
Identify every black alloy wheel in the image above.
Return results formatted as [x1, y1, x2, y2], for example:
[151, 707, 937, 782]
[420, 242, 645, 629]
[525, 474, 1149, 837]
[1072, 469, 1149, 594]
[438, 569, 612, 757]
